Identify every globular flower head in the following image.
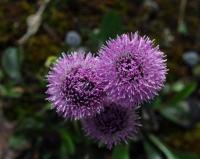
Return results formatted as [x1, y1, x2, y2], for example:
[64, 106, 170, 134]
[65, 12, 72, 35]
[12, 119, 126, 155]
[46, 52, 106, 120]
[97, 32, 167, 107]
[82, 101, 139, 149]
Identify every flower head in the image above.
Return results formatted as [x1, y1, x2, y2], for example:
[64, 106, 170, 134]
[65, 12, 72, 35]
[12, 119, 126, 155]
[46, 52, 106, 120]
[82, 101, 139, 149]
[97, 32, 167, 107]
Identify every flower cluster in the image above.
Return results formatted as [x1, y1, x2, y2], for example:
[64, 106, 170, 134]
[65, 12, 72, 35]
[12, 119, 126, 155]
[46, 32, 167, 149]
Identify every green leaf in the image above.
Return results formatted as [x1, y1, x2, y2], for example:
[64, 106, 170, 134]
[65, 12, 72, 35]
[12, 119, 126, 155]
[171, 81, 184, 92]
[112, 145, 129, 159]
[99, 10, 123, 42]
[0, 69, 4, 80]
[151, 97, 162, 109]
[163, 83, 171, 94]
[147, 135, 200, 159]
[45, 56, 57, 68]
[9, 135, 28, 150]
[2, 47, 22, 82]
[178, 21, 188, 35]
[60, 143, 70, 159]
[193, 65, 200, 77]
[144, 141, 162, 159]
[160, 102, 190, 126]
[174, 151, 200, 159]
[169, 82, 197, 105]
[0, 84, 7, 95]
[148, 134, 177, 159]
[43, 153, 52, 159]
[0, 85, 23, 98]
[60, 130, 75, 155]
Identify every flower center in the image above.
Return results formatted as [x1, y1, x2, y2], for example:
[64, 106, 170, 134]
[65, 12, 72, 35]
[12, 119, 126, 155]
[94, 105, 128, 135]
[116, 54, 144, 83]
[62, 69, 103, 107]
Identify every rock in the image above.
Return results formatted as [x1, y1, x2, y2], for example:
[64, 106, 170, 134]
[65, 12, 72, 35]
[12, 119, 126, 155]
[182, 51, 199, 66]
[65, 31, 81, 47]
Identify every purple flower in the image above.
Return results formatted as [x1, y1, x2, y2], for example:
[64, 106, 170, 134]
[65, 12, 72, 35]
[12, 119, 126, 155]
[97, 32, 167, 107]
[82, 101, 139, 149]
[46, 52, 106, 120]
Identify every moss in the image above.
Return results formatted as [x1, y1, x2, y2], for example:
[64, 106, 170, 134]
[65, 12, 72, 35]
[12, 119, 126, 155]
[0, 1, 34, 44]
[166, 123, 200, 154]
[23, 34, 61, 72]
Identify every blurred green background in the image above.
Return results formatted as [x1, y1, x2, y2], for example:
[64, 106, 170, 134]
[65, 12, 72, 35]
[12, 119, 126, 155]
[0, 0, 200, 159]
